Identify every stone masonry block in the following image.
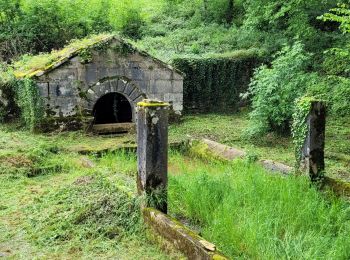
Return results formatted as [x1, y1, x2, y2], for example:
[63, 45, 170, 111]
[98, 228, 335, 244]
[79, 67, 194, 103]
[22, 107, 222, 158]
[97, 66, 109, 79]
[124, 83, 135, 96]
[152, 80, 173, 94]
[173, 80, 183, 93]
[117, 79, 128, 93]
[164, 93, 183, 103]
[153, 69, 174, 80]
[37, 83, 48, 97]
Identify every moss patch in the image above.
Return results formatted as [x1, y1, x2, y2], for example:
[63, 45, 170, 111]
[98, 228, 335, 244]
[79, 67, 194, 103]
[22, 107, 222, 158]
[13, 34, 114, 78]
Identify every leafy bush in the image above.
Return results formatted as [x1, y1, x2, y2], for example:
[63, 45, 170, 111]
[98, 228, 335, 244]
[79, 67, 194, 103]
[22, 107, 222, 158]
[244, 42, 313, 137]
[320, 3, 350, 34]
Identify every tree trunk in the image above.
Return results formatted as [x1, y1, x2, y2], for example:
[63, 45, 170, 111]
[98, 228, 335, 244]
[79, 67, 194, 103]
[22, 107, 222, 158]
[226, 0, 234, 24]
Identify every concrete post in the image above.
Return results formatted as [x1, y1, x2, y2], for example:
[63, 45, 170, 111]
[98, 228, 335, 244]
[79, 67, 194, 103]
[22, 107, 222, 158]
[301, 101, 326, 182]
[137, 99, 169, 213]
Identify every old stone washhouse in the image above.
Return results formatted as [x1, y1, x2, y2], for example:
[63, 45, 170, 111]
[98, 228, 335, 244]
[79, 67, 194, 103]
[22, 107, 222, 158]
[31, 35, 183, 132]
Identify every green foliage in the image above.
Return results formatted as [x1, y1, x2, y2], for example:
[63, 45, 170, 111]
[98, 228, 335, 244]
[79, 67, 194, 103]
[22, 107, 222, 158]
[15, 79, 44, 131]
[172, 49, 261, 113]
[0, 64, 18, 121]
[320, 3, 350, 33]
[169, 157, 350, 259]
[244, 42, 313, 137]
[291, 96, 316, 167]
[0, 0, 112, 61]
[120, 8, 144, 39]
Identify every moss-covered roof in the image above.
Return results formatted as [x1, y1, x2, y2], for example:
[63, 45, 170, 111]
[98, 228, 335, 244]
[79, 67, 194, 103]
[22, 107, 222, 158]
[13, 33, 183, 79]
[13, 34, 114, 78]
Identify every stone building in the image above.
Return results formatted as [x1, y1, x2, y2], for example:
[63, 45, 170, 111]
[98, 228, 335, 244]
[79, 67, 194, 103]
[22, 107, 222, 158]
[17, 35, 183, 131]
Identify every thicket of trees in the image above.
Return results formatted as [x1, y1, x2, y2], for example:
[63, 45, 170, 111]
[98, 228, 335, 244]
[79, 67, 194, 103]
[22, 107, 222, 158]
[0, 0, 349, 135]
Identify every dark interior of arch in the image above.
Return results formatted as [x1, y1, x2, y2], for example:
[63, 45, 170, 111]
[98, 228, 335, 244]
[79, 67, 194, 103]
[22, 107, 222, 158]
[93, 92, 133, 124]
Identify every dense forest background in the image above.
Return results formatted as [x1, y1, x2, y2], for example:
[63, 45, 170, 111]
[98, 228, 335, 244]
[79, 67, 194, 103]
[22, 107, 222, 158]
[0, 0, 349, 136]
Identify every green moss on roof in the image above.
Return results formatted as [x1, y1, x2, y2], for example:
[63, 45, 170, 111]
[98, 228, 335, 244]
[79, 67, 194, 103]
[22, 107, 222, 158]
[12, 33, 183, 80]
[13, 34, 114, 78]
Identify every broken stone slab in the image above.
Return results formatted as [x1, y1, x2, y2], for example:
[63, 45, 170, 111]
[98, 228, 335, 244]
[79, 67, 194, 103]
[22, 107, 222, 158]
[202, 138, 246, 160]
[188, 138, 303, 175]
[259, 160, 293, 175]
[189, 138, 246, 161]
[143, 207, 228, 260]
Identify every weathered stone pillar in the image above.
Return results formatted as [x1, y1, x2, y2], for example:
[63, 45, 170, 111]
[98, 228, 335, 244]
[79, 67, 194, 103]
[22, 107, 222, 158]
[137, 99, 169, 213]
[301, 101, 326, 182]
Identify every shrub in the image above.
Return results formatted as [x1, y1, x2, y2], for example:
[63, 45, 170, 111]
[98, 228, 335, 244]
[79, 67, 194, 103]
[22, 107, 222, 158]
[244, 41, 312, 137]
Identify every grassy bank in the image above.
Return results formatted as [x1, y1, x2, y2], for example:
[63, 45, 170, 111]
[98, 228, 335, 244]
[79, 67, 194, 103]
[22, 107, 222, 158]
[169, 111, 350, 181]
[168, 153, 350, 259]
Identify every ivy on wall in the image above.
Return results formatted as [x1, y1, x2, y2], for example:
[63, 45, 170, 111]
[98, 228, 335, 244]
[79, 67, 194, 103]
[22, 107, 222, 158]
[172, 52, 262, 113]
[292, 96, 320, 168]
[15, 79, 44, 131]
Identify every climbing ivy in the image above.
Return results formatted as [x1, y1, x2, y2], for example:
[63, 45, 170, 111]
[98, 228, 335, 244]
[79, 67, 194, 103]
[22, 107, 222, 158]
[292, 96, 317, 168]
[78, 49, 93, 64]
[172, 52, 262, 113]
[15, 79, 44, 131]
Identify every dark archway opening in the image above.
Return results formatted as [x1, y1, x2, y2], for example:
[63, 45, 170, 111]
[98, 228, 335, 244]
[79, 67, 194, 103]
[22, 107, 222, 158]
[93, 92, 133, 124]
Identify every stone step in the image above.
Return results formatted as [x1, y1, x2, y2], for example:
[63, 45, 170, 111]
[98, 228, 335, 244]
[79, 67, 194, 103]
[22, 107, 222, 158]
[92, 123, 135, 134]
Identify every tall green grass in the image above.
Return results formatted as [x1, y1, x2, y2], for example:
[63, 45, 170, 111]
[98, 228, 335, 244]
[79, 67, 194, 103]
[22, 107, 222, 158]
[169, 154, 350, 259]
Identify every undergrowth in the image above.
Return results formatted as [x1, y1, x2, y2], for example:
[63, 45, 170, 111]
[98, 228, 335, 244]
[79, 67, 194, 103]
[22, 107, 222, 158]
[169, 154, 350, 259]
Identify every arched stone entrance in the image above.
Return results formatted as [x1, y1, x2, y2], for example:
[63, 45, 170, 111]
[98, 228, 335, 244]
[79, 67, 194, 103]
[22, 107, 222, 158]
[93, 92, 133, 124]
[86, 77, 148, 133]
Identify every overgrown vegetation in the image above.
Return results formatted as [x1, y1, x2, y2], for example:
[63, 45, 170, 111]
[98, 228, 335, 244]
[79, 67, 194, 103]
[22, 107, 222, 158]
[1, 1, 349, 135]
[0, 126, 183, 259]
[172, 49, 261, 113]
[170, 112, 350, 180]
[169, 154, 350, 259]
[0, 118, 349, 258]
